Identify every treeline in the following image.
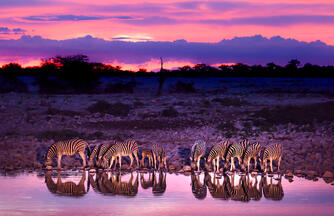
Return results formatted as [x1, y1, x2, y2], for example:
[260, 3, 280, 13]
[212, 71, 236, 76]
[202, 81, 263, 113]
[1, 55, 334, 78]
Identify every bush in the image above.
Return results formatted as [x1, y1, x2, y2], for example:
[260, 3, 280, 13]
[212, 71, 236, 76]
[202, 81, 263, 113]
[169, 81, 196, 93]
[87, 100, 131, 117]
[212, 97, 250, 106]
[161, 107, 179, 117]
[105, 82, 136, 93]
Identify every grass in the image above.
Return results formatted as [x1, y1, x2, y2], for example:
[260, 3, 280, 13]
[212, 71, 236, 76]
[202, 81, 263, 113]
[87, 100, 131, 117]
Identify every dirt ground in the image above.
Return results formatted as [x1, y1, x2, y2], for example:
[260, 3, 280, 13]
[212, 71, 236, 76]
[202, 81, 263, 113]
[0, 89, 333, 182]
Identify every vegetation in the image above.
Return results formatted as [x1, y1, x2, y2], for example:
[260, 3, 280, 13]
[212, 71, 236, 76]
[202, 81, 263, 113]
[161, 107, 179, 117]
[211, 97, 250, 106]
[35, 129, 106, 141]
[87, 100, 131, 117]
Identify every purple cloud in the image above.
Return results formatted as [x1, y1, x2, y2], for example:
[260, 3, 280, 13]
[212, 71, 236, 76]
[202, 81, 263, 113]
[0, 34, 333, 66]
[22, 15, 135, 22]
[0, 27, 26, 35]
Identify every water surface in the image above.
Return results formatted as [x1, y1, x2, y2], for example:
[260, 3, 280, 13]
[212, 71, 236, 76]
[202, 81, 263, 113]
[0, 171, 333, 216]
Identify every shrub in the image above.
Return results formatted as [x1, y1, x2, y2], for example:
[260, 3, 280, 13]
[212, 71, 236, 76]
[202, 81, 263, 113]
[161, 107, 179, 117]
[169, 81, 196, 93]
[87, 100, 131, 117]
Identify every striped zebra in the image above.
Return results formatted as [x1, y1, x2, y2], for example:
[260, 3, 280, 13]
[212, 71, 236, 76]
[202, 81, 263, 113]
[260, 143, 283, 172]
[103, 172, 139, 197]
[140, 149, 153, 168]
[243, 142, 262, 172]
[262, 176, 284, 201]
[191, 173, 207, 200]
[45, 138, 91, 169]
[225, 139, 249, 171]
[101, 140, 139, 170]
[190, 140, 206, 172]
[152, 144, 167, 170]
[45, 171, 89, 197]
[88, 145, 99, 167]
[96, 142, 116, 167]
[205, 141, 229, 172]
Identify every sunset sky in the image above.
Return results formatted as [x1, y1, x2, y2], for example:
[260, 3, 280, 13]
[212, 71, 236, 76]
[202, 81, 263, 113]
[1, 0, 334, 70]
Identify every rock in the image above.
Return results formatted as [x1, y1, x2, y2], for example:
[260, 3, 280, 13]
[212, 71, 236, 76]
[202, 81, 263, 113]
[183, 166, 191, 172]
[168, 164, 176, 171]
[306, 170, 317, 178]
[294, 169, 302, 175]
[323, 171, 334, 178]
[285, 172, 293, 178]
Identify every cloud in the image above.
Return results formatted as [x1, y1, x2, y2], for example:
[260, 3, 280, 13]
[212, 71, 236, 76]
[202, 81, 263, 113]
[0, 0, 50, 7]
[202, 15, 334, 26]
[22, 15, 135, 22]
[0, 27, 26, 35]
[0, 34, 333, 66]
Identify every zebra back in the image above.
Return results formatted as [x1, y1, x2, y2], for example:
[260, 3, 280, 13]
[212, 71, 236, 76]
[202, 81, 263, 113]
[207, 141, 229, 162]
[225, 140, 248, 161]
[263, 144, 283, 161]
[243, 142, 261, 162]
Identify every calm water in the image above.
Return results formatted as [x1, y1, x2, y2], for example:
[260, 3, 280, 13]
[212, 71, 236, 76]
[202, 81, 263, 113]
[0, 171, 333, 216]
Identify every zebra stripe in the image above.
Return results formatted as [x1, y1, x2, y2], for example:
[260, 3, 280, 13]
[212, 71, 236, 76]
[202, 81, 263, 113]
[191, 173, 207, 200]
[225, 139, 249, 171]
[102, 140, 139, 170]
[243, 142, 262, 172]
[96, 142, 116, 167]
[88, 145, 99, 167]
[45, 138, 90, 168]
[261, 143, 283, 172]
[206, 141, 229, 172]
[262, 176, 284, 200]
[190, 140, 206, 171]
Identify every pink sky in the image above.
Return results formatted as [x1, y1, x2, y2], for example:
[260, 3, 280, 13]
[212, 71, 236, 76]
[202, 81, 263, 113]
[1, 0, 334, 69]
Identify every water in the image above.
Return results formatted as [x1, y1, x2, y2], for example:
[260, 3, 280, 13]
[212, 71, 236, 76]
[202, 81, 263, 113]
[0, 171, 333, 216]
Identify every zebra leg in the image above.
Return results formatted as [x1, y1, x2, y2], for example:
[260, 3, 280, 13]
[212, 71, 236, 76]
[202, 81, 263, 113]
[278, 157, 281, 172]
[153, 154, 157, 170]
[197, 156, 201, 172]
[129, 154, 134, 168]
[231, 157, 235, 171]
[270, 159, 273, 173]
[79, 151, 87, 168]
[212, 159, 215, 172]
[110, 157, 115, 170]
[134, 151, 139, 168]
[57, 154, 62, 169]
[119, 155, 122, 170]
[248, 159, 250, 172]
[217, 158, 220, 173]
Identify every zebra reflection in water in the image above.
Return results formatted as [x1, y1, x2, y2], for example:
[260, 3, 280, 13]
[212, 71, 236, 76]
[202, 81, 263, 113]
[191, 173, 207, 200]
[140, 172, 154, 190]
[204, 172, 231, 200]
[45, 171, 89, 197]
[262, 175, 284, 201]
[153, 171, 166, 196]
[89, 172, 139, 197]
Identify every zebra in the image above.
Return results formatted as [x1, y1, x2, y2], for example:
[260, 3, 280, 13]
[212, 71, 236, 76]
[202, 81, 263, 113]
[260, 143, 283, 172]
[45, 171, 89, 197]
[205, 141, 229, 173]
[101, 140, 139, 170]
[191, 173, 207, 200]
[262, 176, 284, 201]
[190, 140, 206, 172]
[88, 145, 99, 167]
[243, 142, 262, 172]
[96, 142, 116, 167]
[152, 144, 167, 170]
[140, 148, 153, 168]
[103, 172, 139, 197]
[45, 138, 91, 169]
[225, 139, 249, 171]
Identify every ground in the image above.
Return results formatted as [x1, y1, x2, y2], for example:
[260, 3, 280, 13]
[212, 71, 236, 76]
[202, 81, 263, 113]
[0, 78, 333, 183]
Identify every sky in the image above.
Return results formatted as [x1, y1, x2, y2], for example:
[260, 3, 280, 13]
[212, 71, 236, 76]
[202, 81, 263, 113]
[1, 0, 334, 70]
